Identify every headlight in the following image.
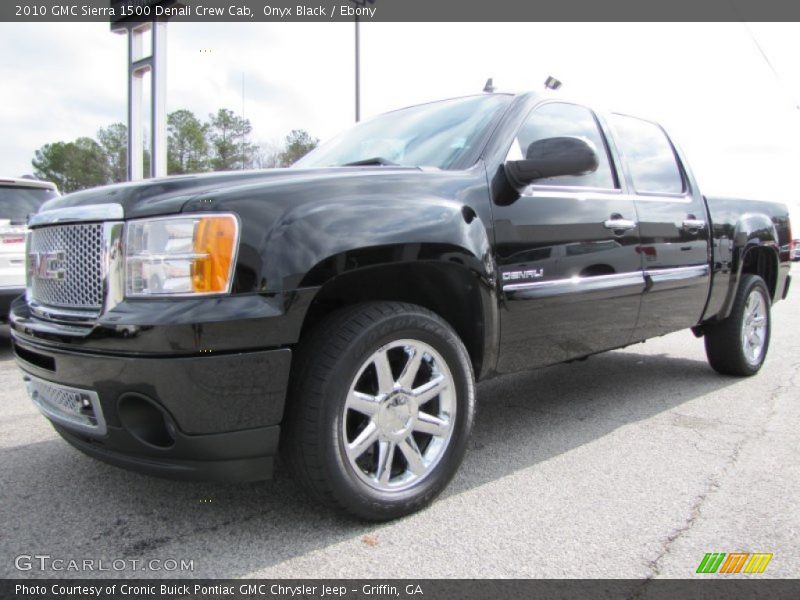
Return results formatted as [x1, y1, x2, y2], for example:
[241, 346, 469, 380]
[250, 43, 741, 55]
[125, 214, 239, 296]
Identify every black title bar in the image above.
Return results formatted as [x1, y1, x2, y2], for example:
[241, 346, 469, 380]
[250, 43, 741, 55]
[5, 0, 800, 22]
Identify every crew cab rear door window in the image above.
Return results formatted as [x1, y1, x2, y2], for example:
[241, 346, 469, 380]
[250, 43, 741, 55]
[507, 102, 617, 189]
[609, 114, 685, 195]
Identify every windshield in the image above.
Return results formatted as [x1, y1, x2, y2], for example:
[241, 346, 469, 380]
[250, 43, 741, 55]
[0, 186, 59, 223]
[296, 95, 511, 170]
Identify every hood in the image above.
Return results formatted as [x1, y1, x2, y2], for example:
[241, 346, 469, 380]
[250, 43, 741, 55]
[36, 166, 430, 220]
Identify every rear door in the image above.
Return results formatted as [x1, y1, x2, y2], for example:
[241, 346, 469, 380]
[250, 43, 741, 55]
[608, 115, 711, 340]
[493, 101, 644, 372]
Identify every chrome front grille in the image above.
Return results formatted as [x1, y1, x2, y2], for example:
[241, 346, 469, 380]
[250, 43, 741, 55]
[27, 223, 106, 309]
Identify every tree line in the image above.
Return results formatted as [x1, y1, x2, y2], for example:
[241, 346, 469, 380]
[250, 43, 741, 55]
[31, 108, 319, 193]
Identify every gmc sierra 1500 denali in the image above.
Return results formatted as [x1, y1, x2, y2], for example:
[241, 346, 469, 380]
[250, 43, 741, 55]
[12, 93, 791, 520]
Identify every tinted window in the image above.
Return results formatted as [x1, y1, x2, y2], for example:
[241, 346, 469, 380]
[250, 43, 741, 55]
[0, 186, 59, 222]
[610, 115, 684, 194]
[508, 102, 616, 189]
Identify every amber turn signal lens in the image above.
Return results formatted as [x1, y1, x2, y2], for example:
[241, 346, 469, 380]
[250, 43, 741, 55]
[191, 216, 237, 293]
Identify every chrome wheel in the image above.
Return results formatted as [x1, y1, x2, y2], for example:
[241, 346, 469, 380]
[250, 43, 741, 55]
[742, 289, 768, 365]
[342, 339, 456, 492]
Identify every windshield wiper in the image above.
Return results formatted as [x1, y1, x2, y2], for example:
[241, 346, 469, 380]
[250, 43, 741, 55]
[341, 157, 400, 167]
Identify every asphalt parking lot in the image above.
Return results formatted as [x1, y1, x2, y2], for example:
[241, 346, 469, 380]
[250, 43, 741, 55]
[1, 267, 798, 579]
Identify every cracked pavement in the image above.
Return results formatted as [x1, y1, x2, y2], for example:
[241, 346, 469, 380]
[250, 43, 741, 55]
[1, 265, 798, 578]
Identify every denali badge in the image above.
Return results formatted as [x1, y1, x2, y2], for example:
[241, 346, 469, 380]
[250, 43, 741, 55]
[502, 269, 544, 282]
[28, 251, 66, 281]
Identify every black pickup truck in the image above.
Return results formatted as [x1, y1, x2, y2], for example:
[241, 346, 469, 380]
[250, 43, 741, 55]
[11, 93, 791, 520]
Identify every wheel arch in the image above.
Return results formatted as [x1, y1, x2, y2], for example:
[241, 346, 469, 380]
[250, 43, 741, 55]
[716, 212, 780, 320]
[297, 245, 499, 380]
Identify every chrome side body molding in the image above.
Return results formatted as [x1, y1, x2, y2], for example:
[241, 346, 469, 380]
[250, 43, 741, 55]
[503, 265, 710, 297]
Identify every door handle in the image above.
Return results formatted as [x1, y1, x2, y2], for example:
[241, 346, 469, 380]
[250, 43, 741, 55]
[603, 218, 637, 231]
[682, 219, 706, 231]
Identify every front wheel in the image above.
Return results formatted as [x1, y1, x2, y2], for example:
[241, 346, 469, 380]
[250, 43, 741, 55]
[704, 274, 771, 376]
[283, 302, 475, 520]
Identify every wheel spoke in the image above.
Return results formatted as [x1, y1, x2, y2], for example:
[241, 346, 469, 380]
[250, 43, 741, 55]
[399, 437, 426, 476]
[347, 421, 379, 460]
[751, 316, 767, 327]
[373, 349, 395, 394]
[747, 296, 758, 316]
[397, 347, 424, 389]
[341, 337, 458, 492]
[414, 411, 450, 437]
[412, 374, 446, 405]
[375, 440, 395, 484]
[348, 391, 379, 416]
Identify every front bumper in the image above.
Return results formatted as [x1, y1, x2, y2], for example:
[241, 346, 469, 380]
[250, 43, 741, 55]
[53, 422, 280, 482]
[12, 331, 292, 483]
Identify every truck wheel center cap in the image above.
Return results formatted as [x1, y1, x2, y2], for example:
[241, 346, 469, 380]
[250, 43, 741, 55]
[376, 393, 414, 437]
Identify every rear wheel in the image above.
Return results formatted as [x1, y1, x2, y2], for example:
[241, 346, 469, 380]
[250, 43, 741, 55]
[283, 302, 475, 520]
[704, 274, 771, 376]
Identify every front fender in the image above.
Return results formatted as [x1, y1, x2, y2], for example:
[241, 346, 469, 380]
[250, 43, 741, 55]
[264, 196, 499, 378]
[263, 196, 495, 291]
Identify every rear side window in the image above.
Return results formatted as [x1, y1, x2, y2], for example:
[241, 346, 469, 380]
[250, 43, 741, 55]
[0, 186, 58, 223]
[508, 102, 617, 189]
[610, 115, 684, 195]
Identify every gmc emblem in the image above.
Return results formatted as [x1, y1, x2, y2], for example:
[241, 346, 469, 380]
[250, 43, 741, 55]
[28, 251, 66, 281]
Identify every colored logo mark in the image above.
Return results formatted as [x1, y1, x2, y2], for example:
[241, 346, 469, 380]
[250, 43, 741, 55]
[696, 552, 773, 574]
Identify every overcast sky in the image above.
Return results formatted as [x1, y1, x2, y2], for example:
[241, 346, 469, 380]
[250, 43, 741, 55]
[1, 22, 799, 218]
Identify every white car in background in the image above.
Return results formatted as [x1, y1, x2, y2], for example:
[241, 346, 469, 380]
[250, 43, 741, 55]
[0, 177, 59, 321]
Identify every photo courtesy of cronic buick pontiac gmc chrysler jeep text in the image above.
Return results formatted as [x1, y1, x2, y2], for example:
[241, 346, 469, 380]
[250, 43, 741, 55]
[11, 93, 791, 520]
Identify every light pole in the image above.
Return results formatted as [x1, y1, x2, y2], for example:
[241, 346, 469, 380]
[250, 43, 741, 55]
[111, 1, 173, 181]
[349, 0, 376, 122]
[355, 15, 360, 122]
[113, 20, 168, 181]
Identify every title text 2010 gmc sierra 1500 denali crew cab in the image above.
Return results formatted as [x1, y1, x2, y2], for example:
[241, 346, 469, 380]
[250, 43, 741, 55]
[11, 93, 791, 520]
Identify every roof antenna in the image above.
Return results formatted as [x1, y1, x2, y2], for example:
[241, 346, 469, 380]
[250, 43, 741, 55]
[483, 78, 496, 93]
[544, 76, 562, 90]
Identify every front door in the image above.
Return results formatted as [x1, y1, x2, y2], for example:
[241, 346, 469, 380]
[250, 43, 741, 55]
[492, 102, 644, 373]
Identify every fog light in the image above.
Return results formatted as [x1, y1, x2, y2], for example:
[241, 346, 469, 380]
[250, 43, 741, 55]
[118, 394, 175, 449]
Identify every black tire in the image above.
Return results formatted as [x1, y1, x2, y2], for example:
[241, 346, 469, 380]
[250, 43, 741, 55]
[704, 274, 771, 376]
[282, 302, 476, 521]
